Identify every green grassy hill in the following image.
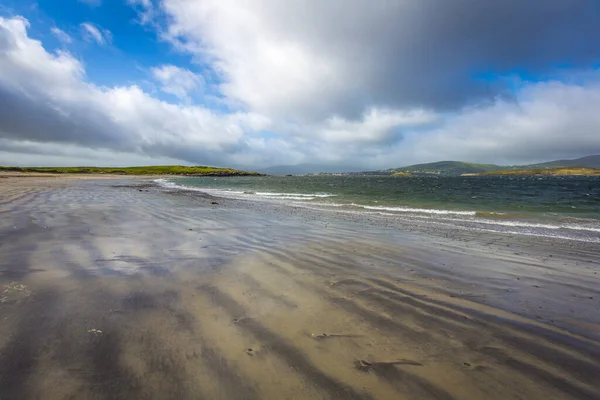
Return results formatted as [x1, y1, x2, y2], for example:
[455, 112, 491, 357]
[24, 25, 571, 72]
[377, 155, 600, 176]
[0, 165, 263, 176]
[384, 161, 503, 175]
[523, 155, 600, 169]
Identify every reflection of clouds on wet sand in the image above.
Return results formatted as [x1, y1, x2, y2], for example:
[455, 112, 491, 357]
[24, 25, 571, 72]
[0, 174, 599, 399]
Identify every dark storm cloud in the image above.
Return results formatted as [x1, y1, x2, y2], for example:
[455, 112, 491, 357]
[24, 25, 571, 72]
[0, 85, 133, 150]
[255, 0, 600, 115]
[371, 0, 600, 109]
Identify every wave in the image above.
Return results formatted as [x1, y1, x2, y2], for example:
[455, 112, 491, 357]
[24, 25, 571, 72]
[267, 196, 317, 200]
[155, 180, 326, 201]
[255, 192, 335, 198]
[155, 179, 213, 193]
[155, 179, 180, 189]
[475, 211, 510, 218]
[156, 179, 600, 238]
[315, 204, 600, 233]
[468, 227, 600, 243]
[470, 218, 600, 233]
[372, 212, 600, 233]
[355, 204, 477, 216]
[296, 203, 600, 237]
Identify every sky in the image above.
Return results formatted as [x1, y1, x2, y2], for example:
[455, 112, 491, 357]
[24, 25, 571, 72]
[1, 0, 600, 170]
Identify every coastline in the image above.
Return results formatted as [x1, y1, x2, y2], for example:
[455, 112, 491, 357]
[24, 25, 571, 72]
[1, 174, 599, 399]
[157, 176, 600, 243]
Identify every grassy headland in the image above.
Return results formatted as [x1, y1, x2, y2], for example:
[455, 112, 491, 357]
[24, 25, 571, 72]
[0, 165, 264, 176]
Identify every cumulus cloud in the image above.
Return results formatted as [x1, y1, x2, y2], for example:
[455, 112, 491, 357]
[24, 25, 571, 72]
[317, 109, 437, 143]
[0, 16, 271, 167]
[151, 64, 203, 101]
[0, 138, 184, 167]
[400, 79, 600, 165]
[50, 27, 71, 44]
[80, 22, 111, 45]
[160, 0, 600, 121]
[2, 2, 600, 170]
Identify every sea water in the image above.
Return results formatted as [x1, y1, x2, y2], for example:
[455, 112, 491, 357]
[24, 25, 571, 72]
[157, 175, 600, 242]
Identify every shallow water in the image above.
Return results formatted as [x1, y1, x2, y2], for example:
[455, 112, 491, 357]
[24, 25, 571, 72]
[161, 175, 600, 242]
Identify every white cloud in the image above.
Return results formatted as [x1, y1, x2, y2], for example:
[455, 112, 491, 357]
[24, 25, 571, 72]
[159, 0, 600, 123]
[400, 79, 600, 165]
[317, 108, 436, 143]
[80, 22, 111, 45]
[151, 64, 203, 101]
[142, 0, 600, 168]
[3, 9, 600, 170]
[161, 0, 348, 121]
[127, 0, 155, 25]
[0, 139, 184, 167]
[0, 16, 270, 167]
[50, 27, 71, 44]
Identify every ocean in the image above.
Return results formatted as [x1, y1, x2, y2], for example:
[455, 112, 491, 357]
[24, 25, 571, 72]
[157, 175, 600, 242]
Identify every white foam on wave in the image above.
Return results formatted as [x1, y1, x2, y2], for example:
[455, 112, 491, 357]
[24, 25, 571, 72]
[356, 204, 477, 216]
[270, 196, 316, 200]
[470, 227, 600, 243]
[492, 220, 600, 233]
[346, 204, 600, 233]
[290, 202, 600, 234]
[154, 178, 178, 189]
[373, 212, 600, 233]
[155, 179, 321, 201]
[154, 179, 205, 192]
[156, 179, 600, 237]
[305, 202, 347, 207]
[255, 192, 335, 198]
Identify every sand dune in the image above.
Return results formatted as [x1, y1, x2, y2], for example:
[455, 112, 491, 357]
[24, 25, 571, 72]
[1, 174, 599, 399]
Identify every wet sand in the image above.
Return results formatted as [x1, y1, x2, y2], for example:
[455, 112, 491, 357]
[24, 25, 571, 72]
[1, 174, 599, 399]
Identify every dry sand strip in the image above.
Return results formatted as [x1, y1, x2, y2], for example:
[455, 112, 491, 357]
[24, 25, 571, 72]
[0, 174, 599, 400]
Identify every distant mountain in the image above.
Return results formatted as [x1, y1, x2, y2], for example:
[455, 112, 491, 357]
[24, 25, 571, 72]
[376, 155, 600, 176]
[384, 161, 503, 175]
[258, 155, 600, 176]
[483, 167, 600, 176]
[257, 163, 363, 175]
[525, 155, 600, 169]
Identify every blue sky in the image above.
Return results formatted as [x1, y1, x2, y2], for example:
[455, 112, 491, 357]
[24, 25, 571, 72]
[1, 0, 600, 170]
[2, 0, 198, 96]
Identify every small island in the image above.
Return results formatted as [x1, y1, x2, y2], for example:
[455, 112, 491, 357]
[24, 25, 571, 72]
[0, 165, 264, 177]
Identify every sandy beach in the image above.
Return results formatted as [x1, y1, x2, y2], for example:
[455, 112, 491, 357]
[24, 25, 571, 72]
[1, 174, 599, 400]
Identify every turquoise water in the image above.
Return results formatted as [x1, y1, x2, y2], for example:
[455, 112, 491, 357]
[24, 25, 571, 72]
[158, 175, 600, 241]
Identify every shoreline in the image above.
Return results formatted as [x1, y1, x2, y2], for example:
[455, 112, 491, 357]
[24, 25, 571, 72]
[155, 178, 600, 338]
[1, 175, 599, 399]
[156, 176, 600, 243]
